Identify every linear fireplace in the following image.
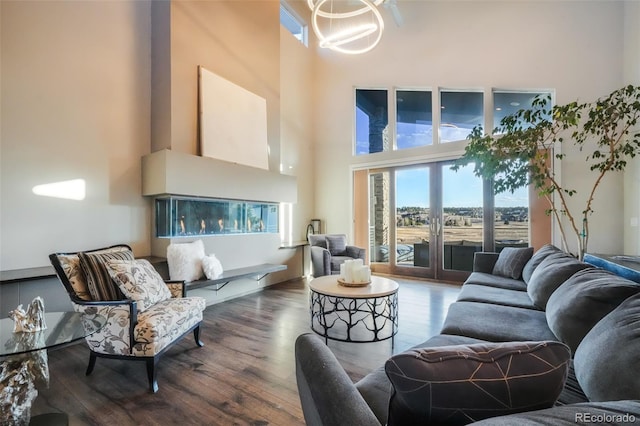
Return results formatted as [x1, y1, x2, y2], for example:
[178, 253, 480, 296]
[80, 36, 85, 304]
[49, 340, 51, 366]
[155, 196, 279, 238]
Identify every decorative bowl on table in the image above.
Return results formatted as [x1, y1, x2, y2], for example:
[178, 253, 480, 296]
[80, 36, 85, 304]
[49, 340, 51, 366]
[337, 278, 371, 287]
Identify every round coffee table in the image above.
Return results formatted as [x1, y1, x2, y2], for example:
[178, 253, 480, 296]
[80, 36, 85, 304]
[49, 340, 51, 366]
[309, 275, 399, 347]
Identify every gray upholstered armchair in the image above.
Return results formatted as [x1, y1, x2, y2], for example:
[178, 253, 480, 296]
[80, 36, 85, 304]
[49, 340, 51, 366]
[308, 234, 366, 277]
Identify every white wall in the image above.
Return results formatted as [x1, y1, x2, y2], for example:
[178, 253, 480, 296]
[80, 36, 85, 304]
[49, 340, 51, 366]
[0, 1, 316, 311]
[280, 24, 316, 249]
[0, 0, 152, 270]
[313, 0, 627, 255]
[146, 1, 307, 302]
[624, 0, 640, 255]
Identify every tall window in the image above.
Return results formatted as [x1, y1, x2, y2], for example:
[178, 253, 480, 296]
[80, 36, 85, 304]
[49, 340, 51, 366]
[280, 1, 308, 46]
[492, 90, 552, 249]
[396, 90, 433, 149]
[439, 90, 484, 143]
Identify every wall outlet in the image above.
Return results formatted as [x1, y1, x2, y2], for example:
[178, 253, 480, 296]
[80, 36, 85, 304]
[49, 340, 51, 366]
[631, 217, 639, 227]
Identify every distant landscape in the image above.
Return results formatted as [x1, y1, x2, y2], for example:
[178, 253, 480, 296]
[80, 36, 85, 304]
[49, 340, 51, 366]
[395, 206, 529, 245]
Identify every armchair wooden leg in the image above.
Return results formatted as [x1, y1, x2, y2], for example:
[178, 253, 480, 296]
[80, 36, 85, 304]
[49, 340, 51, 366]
[193, 325, 204, 347]
[86, 352, 97, 376]
[146, 357, 159, 393]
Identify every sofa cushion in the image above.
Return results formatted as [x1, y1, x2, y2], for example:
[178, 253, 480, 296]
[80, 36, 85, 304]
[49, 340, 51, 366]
[132, 296, 205, 356]
[385, 341, 571, 426]
[556, 361, 589, 405]
[57, 253, 93, 300]
[471, 400, 640, 426]
[574, 292, 640, 402]
[167, 239, 205, 282]
[546, 268, 640, 352]
[457, 284, 539, 310]
[492, 247, 534, 279]
[202, 253, 224, 279]
[106, 259, 172, 313]
[526, 252, 589, 309]
[308, 234, 327, 249]
[295, 333, 381, 426]
[464, 272, 527, 291]
[441, 302, 558, 342]
[79, 249, 134, 301]
[522, 244, 562, 284]
[326, 234, 347, 256]
[355, 334, 486, 425]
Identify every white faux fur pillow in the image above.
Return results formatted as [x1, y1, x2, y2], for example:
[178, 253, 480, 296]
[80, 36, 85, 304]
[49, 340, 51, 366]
[202, 254, 224, 280]
[167, 240, 205, 282]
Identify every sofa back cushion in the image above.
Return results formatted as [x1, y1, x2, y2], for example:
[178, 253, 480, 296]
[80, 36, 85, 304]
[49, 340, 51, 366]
[526, 252, 589, 309]
[106, 259, 172, 312]
[79, 249, 135, 301]
[385, 341, 571, 426]
[308, 234, 327, 249]
[325, 234, 347, 256]
[55, 245, 132, 301]
[546, 268, 640, 353]
[522, 244, 562, 284]
[167, 239, 205, 282]
[492, 247, 534, 279]
[574, 292, 640, 401]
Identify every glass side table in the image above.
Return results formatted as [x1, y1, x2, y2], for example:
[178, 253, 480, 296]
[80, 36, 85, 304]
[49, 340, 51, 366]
[0, 311, 105, 426]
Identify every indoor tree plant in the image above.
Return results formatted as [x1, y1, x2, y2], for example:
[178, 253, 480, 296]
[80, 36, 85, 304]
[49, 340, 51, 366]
[453, 85, 640, 260]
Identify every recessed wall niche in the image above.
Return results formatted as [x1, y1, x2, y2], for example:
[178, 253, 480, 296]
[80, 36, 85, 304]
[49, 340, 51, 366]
[156, 196, 279, 238]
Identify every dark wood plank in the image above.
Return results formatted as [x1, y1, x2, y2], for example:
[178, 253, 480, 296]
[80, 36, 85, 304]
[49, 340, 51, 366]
[30, 275, 461, 425]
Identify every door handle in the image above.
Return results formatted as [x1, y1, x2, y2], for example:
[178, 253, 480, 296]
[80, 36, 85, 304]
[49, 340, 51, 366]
[430, 217, 442, 236]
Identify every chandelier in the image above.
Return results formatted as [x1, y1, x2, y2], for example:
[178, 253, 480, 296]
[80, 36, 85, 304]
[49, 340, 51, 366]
[307, 0, 385, 55]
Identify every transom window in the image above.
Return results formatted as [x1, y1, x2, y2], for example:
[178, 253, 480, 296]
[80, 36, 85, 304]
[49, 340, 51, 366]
[355, 87, 553, 155]
[439, 90, 483, 143]
[397, 90, 433, 149]
[493, 90, 553, 132]
[280, 1, 308, 46]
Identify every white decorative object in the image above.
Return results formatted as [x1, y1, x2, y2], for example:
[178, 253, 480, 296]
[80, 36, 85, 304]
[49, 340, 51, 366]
[339, 259, 371, 286]
[199, 66, 269, 170]
[202, 254, 224, 280]
[167, 239, 205, 282]
[8, 297, 47, 333]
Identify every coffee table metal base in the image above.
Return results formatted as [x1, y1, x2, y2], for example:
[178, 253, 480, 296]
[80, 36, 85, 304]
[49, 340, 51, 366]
[310, 288, 398, 347]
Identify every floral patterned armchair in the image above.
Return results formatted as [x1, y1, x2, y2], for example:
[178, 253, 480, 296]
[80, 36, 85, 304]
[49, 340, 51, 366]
[49, 244, 206, 393]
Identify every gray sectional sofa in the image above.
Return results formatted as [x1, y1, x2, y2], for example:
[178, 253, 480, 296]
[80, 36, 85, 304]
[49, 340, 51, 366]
[295, 244, 640, 425]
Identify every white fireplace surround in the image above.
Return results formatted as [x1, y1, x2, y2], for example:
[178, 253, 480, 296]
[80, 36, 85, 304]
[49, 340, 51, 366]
[142, 149, 297, 203]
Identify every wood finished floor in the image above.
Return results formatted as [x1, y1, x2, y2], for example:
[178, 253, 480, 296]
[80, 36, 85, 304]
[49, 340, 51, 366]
[31, 275, 461, 426]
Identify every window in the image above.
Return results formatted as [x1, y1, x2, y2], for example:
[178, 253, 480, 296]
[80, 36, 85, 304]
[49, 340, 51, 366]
[356, 89, 389, 155]
[396, 90, 433, 149]
[439, 90, 484, 143]
[280, 1, 308, 46]
[354, 87, 552, 155]
[493, 90, 553, 132]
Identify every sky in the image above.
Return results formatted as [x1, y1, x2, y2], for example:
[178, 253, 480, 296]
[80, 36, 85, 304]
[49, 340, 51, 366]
[396, 166, 529, 208]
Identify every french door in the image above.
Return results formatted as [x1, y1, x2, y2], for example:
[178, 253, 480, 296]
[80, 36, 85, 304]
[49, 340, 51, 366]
[362, 161, 488, 282]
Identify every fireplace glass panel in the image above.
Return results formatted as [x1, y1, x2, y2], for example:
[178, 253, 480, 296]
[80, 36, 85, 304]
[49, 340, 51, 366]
[155, 196, 279, 238]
